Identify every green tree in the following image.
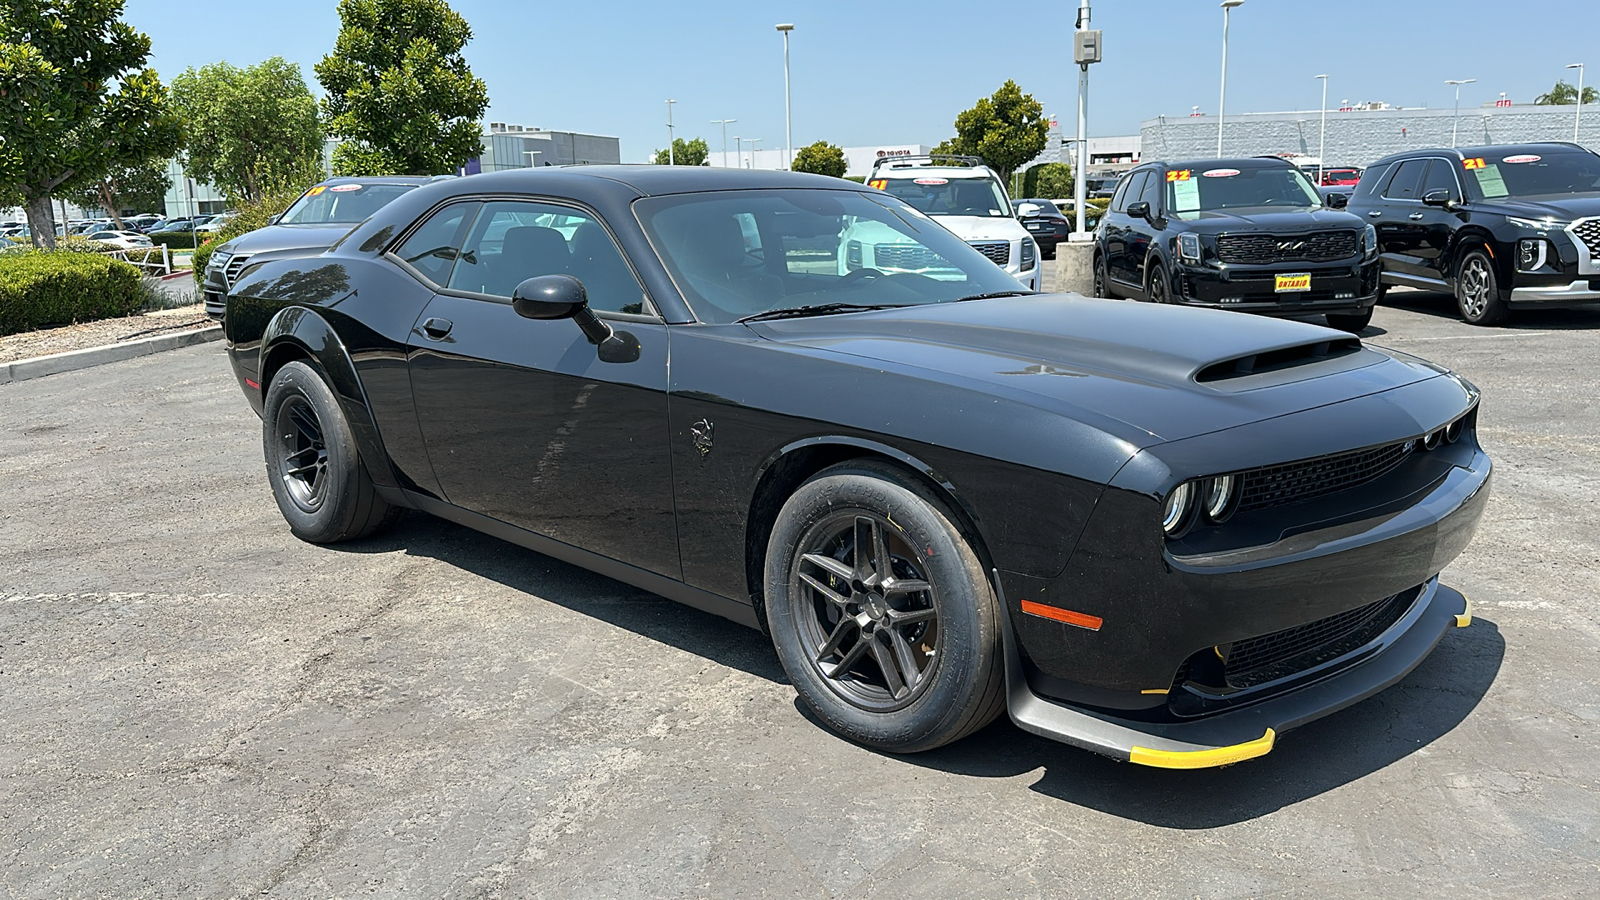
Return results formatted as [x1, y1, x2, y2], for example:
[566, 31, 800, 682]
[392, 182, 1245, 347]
[315, 0, 489, 176]
[652, 137, 709, 166]
[1020, 162, 1073, 200]
[1534, 80, 1598, 105]
[63, 158, 172, 226]
[0, 0, 183, 248]
[932, 80, 1049, 184]
[791, 141, 847, 178]
[171, 57, 324, 204]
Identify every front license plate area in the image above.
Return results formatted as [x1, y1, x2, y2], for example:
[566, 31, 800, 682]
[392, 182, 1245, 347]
[1275, 273, 1312, 293]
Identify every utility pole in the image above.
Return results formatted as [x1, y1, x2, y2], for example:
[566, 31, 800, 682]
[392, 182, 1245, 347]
[1072, 0, 1101, 236]
[665, 99, 677, 165]
[712, 118, 737, 167]
[1316, 74, 1328, 185]
[776, 24, 795, 171]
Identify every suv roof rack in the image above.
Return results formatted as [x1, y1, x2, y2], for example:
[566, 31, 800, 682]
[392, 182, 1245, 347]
[871, 154, 986, 173]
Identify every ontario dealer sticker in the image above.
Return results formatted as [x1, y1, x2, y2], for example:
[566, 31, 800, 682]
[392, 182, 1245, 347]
[330, 184, 364, 192]
[1502, 154, 1542, 164]
[1201, 168, 1240, 178]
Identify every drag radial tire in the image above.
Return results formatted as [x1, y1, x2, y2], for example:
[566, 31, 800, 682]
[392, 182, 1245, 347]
[764, 461, 1005, 752]
[262, 360, 401, 543]
[1455, 249, 1509, 326]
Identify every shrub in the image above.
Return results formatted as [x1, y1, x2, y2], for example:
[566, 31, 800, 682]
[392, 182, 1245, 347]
[149, 231, 206, 249]
[191, 186, 305, 285]
[0, 252, 146, 336]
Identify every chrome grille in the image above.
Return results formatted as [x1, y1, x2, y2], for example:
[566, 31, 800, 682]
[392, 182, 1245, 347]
[875, 245, 951, 270]
[1570, 217, 1600, 273]
[223, 254, 251, 287]
[1223, 589, 1418, 689]
[1215, 231, 1360, 264]
[1238, 440, 1414, 512]
[968, 240, 1011, 266]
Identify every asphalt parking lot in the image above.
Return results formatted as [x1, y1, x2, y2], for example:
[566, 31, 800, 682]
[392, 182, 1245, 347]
[2, 285, 1597, 898]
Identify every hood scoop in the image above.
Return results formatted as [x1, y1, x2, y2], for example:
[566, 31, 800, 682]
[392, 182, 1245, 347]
[1196, 337, 1362, 385]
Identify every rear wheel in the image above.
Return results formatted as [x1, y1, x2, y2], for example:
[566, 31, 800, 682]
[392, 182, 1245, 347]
[1455, 249, 1509, 326]
[263, 361, 402, 543]
[764, 462, 1005, 753]
[1326, 308, 1373, 333]
[1092, 253, 1110, 298]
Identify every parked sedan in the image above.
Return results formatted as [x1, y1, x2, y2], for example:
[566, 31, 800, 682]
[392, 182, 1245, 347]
[1012, 197, 1070, 258]
[85, 230, 155, 250]
[224, 167, 1488, 768]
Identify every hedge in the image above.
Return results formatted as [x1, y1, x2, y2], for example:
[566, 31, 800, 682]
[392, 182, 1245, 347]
[0, 252, 146, 336]
[149, 231, 207, 250]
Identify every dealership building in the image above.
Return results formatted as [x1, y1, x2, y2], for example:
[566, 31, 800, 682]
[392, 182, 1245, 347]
[1141, 102, 1598, 167]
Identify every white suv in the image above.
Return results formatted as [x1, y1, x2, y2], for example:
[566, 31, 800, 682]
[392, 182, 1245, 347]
[851, 155, 1042, 291]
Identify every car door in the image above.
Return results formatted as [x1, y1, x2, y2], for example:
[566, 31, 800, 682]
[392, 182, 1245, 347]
[1368, 158, 1433, 281]
[1415, 159, 1465, 283]
[405, 198, 680, 579]
[1130, 170, 1165, 296]
[1104, 170, 1149, 290]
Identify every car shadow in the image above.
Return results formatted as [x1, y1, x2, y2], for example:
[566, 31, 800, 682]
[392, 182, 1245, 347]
[1383, 289, 1600, 329]
[339, 515, 1501, 827]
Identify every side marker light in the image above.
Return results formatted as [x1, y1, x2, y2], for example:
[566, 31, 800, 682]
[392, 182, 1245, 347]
[1021, 600, 1103, 631]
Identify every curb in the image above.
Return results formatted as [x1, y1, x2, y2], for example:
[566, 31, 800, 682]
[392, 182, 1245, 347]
[0, 325, 223, 386]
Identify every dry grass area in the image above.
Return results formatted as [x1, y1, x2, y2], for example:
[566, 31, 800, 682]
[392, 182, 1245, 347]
[0, 303, 213, 365]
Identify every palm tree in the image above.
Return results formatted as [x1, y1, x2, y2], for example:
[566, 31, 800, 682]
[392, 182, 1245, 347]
[1534, 80, 1599, 105]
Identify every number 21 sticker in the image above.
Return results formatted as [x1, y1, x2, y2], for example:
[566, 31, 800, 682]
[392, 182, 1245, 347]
[1462, 158, 1487, 170]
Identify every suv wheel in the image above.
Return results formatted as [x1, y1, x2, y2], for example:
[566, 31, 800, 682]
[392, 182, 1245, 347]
[1146, 263, 1170, 304]
[1092, 254, 1110, 298]
[1455, 249, 1509, 326]
[1326, 309, 1373, 333]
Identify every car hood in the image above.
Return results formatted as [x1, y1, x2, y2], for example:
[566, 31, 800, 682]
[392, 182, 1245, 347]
[746, 294, 1442, 445]
[926, 215, 1028, 242]
[215, 223, 357, 258]
[1465, 194, 1600, 222]
[1170, 207, 1364, 235]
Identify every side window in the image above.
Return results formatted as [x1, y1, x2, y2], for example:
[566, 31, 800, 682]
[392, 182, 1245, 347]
[393, 202, 478, 286]
[1108, 173, 1134, 213]
[446, 200, 648, 315]
[1419, 159, 1461, 200]
[1137, 171, 1164, 212]
[1382, 160, 1428, 200]
[1113, 172, 1148, 213]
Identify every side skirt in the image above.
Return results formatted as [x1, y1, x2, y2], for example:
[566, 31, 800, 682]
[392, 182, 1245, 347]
[403, 490, 762, 630]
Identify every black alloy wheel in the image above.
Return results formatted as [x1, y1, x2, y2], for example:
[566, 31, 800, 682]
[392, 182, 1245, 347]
[1455, 249, 1509, 326]
[1092, 253, 1110, 298]
[1147, 264, 1170, 304]
[263, 361, 402, 543]
[764, 461, 1005, 752]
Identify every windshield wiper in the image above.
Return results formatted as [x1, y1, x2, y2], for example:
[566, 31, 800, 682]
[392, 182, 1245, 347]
[951, 290, 1033, 302]
[737, 303, 908, 323]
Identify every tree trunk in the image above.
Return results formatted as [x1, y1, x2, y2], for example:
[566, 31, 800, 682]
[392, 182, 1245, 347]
[25, 194, 57, 250]
[99, 181, 127, 230]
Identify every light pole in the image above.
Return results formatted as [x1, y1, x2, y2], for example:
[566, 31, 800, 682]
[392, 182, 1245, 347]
[1445, 79, 1475, 148]
[1071, 0, 1101, 236]
[712, 118, 737, 167]
[1217, 0, 1244, 158]
[776, 24, 794, 171]
[733, 136, 743, 168]
[749, 138, 763, 168]
[1567, 63, 1585, 142]
[665, 99, 677, 165]
[1316, 74, 1328, 184]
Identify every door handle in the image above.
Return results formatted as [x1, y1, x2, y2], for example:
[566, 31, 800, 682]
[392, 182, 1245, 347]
[1408, 212, 1425, 220]
[1367, 210, 1383, 218]
[421, 317, 453, 339]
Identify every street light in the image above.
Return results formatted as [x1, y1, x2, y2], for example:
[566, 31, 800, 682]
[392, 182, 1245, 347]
[1217, 0, 1244, 158]
[711, 118, 737, 167]
[1567, 63, 1585, 142]
[776, 24, 794, 171]
[665, 99, 677, 165]
[1445, 79, 1475, 148]
[1316, 74, 1328, 184]
[749, 138, 763, 168]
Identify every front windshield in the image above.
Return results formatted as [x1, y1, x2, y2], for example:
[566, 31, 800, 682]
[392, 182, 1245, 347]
[880, 176, 1011, 218]
[278, 183, 419, 225]
[635, 188, 1031, 324]
[1165, 166, 1324, 214]
[1460, 150, 1600, 199]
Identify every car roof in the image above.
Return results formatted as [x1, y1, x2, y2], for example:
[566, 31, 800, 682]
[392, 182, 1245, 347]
[316, 175, 448, 187]
[1143, 157, 1298, 172]
[440, 165, 860, 197]
[1366, 142, 1597, 168]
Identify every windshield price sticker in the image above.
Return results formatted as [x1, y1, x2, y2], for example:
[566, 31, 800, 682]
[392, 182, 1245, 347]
[913, 178, 948, 186]
[1166, 169, 1192, 182]
[1462, 158, 1487, 170]
[1503, 154, 1542, 164]
[867, 179, 888, 190]
[1173, 178, 1201, 212]
[305, 186, 327, 196]
[330, 184, 363, 192]
[1202, 168, 1240, 178]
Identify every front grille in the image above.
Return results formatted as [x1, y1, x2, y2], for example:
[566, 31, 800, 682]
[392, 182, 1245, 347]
[1570, 218, 1600, 269]
[875, 245, 950, 270]
[204, 290, 225, 318]
[1223, 589, 1418, 689]
[1215, 231, 1359, 264]
[968, 240, 1011, 266]
[223, 254, 251, 287]
[1238, 440, 1413, 512]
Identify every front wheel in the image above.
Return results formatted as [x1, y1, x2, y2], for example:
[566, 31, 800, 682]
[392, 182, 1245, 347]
[1455, 250, 1509, 326]
[1146, 262, 1171, 304]
[764, 462, 1005, 753]
[1326, 308, 1373, 333]
[1092, 253, 1110, 298]
[263, 360, 402, 543]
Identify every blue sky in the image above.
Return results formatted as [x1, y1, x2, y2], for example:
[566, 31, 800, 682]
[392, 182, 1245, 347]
[123, 0, 1599, 164]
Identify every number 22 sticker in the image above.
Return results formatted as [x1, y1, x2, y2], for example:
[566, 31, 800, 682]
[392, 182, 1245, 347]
[1166, 170, 1192, 182]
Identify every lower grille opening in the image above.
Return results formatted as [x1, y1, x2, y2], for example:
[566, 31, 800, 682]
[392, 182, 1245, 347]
[1221, 590, 1418, 689]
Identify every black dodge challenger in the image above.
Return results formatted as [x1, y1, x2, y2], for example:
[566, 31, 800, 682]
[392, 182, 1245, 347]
[223, 167, 1489, 769]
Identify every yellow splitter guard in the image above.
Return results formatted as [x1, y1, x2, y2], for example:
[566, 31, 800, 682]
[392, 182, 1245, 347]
[1275, 272, 1312, 292]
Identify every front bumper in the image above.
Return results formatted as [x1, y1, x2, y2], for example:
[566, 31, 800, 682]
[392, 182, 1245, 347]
[1001, 576, 1470, 768]
[1508, 278, 1600, 305]
[1175, 257, 1381, 316]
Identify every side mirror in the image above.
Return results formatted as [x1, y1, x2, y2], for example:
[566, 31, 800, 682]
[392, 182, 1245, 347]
[1325, 192, 1349, 209]
[1126, 201, 1150, 220]
[1421, 189, 1453, 209]
[1016, 203, 1041, 217]
[511, 274, 640, 363]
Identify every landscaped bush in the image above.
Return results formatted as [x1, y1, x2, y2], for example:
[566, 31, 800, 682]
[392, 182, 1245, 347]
[148, 231, 205, 249]
[0, 252, 146, 336]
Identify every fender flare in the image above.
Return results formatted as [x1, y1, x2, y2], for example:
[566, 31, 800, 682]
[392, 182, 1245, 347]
[258, 306, 400, 490]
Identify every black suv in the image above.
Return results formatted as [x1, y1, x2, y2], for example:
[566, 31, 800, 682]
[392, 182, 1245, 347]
[1347, 142, 1600, 325]
[1092, 157, 1379, 332]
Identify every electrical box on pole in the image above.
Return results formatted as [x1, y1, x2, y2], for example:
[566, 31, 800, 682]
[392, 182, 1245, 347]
[1073, 30, 1102, 65]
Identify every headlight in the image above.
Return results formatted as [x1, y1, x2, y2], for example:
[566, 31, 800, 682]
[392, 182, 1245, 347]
[1203, 474, 1238, 523]
[1162, 482, 1196, 537]
[1178, 232, 1201, 263]
[1020, 238, 1036, 271]
[1517, 238, 1548, 272]
[1363, 224, 1378, 261]
[1505, 216, 1565, 231]
[208, 250, 232, 271]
